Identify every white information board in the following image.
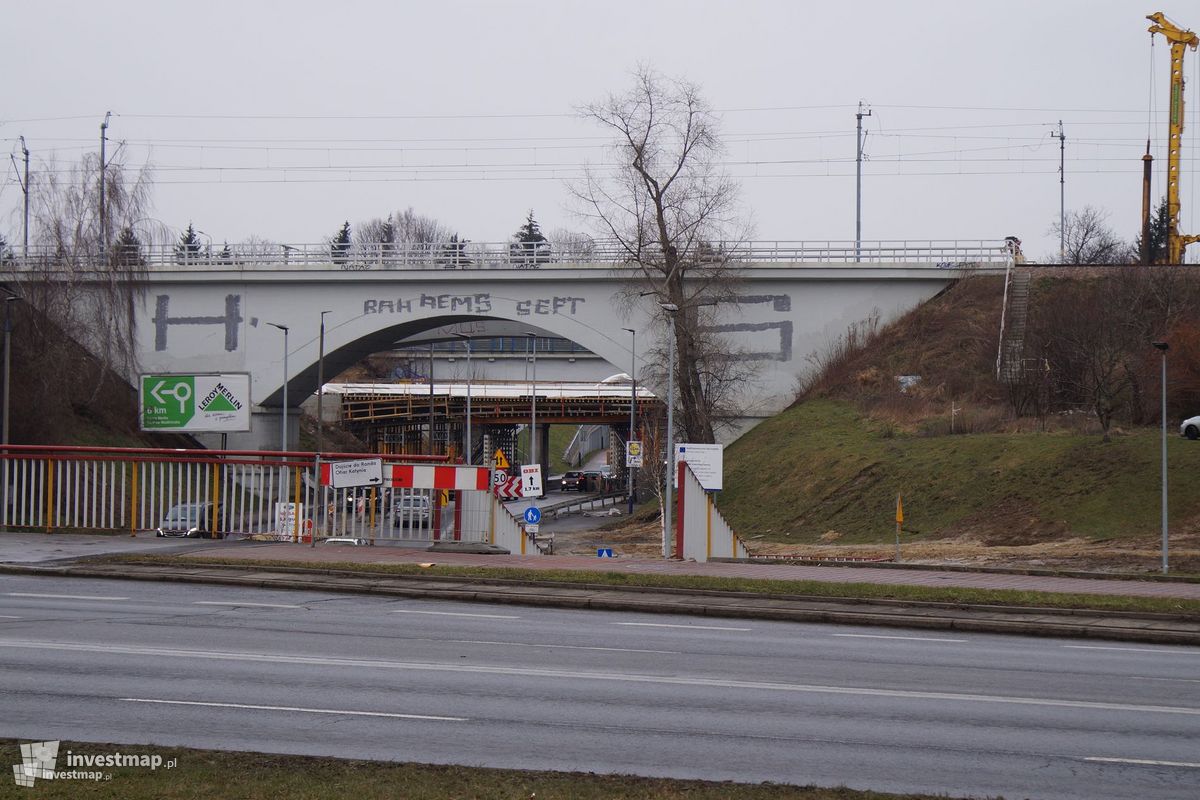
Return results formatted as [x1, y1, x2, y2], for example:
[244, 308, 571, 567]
[674, 443, 723, 491]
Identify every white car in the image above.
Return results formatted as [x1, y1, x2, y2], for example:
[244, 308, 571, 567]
[1181, 415, 1200, 440]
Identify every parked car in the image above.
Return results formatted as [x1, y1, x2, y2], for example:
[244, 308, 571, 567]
[561, 471, 585, 491]
[393, 493, 432, 527]
[1181, 415, 1200, 440]
[156, 502, 219, 538]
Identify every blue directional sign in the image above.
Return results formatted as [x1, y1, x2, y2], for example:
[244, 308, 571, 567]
[597, 548, 614, 558]
[523, 506, 542, 525]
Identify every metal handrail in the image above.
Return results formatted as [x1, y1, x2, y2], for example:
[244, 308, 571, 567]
[4, 239, 1014, 270]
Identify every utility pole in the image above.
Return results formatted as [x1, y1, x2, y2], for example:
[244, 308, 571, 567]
[11, 137, 29, 258]
[1051, 120, 1066, 261]
[99, 112, 112, 261]
[855, 101, 871, 262]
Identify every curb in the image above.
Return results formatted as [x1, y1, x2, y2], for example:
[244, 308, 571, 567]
[5, 561, 1200, 646]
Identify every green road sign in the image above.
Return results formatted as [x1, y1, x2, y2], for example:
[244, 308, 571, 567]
[140, 374, 251, 432]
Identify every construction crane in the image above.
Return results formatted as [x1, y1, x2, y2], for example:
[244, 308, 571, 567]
[1147, 12, 1199, 263]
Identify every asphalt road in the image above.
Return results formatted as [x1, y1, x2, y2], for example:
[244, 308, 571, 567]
[1, 574, 1198, 800]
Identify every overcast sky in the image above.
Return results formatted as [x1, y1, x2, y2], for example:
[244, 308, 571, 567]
[4, 0, 1200, 261]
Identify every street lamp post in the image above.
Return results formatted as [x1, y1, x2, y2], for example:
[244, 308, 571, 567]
[3, 296, 17, 445]
[659, 303, 678, 559]
[1153, 341, 1169, 573]
[316, 311, 331, 455]
[525, 332, 538, 470]
[453, 333, 473, 463]
[267, 321, 290, 453]
[623, 327, 636, 515]
[267, 323, 290, 515]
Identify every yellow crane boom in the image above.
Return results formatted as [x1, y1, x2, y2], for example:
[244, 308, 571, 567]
[1147, 12, 1199, 263]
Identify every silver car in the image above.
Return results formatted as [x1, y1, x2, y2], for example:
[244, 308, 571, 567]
[1181, 415, 1200, 440]
[156, 502, 218, 538]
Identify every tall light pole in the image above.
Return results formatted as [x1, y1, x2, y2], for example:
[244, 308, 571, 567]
[1153, 341, 1169, 573]
[316, 310, 331, 455]
[268, 322, 290, 454]
[99, 112, 111, 260]
[3, 296, 17, 445]
[453, 333, 473, 463]
[855, 101, 871, 263]
[525, 332, 537, 468]
[1051, 121, 1066, 261]
[659, 303, 678, 559]
[428, 342, 435, 456]
[11, 136, 29, 258]
[623, 327, 637, 515]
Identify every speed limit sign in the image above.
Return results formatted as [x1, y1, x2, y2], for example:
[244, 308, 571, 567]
[493, 469, 508, 486]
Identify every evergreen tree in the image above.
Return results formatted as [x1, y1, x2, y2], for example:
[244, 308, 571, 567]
[0, 233, 12, 265]
[174, 223, 204, 264]
[1133, 197, 1170, 264]
[438, 234, 471, 268]
[331, 221, 352, 265]
[510, 210, 550, 266]
[217, 242, 234, 266]
[111, 226, 145, 267]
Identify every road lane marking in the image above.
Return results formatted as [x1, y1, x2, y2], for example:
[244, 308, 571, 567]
[1133, 676, 1200, 684]
[5, 592, 129, 601]
[390, 610, 520, 619]
[4, 639, 1197, 717]
[834, 634, 967, 643]
[1063, 645, 1199, 656]
[122, 698, 466, 722]
[193, 601, 304, 609]
[1085, 756, 1200, 769]
[447, 639, 680, 655]
[0, 615, 21, 619]
[613, 622, 751, 632]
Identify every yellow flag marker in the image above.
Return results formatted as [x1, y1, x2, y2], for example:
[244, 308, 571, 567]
[894, 494, 903, 562]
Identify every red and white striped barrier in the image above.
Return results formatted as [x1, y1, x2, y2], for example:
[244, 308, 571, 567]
[389, 464, 490, 491]
[493, 476, 524, 499]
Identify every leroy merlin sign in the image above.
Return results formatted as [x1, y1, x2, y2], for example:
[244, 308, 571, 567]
[140, 374, 251, 432]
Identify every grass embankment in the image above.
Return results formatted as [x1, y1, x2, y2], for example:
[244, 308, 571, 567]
[0, 741, 977, 800]
[720, 398, 1200, 547]
[100, 554, 1200, 616]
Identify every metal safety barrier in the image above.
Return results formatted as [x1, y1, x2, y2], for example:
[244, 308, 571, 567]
[7, 238, 1013, 270]
[0, 445, 527, 549]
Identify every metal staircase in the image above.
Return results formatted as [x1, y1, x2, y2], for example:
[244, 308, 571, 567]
[999, 270, 1031, 382]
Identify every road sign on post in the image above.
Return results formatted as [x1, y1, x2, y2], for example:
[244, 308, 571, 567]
[520, 464, 543, 497]
[140, 373, 251, 433]
[327, 458, 384, 489]
[625, 440, 643, 468]
[523, 506, 542, 525]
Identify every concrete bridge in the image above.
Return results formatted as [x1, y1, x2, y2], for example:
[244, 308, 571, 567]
[4, 240, 1012, 450]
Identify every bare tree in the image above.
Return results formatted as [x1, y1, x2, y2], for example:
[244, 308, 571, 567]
[14, 152, 153, 437]
[548, 227, 596, 262]
[574, 66, 753, 443]
[1049, 206, 1132, 264]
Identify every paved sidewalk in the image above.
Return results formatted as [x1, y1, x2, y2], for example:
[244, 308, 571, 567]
[168, 540, 1200, 600]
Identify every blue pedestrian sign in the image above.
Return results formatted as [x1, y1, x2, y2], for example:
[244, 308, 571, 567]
[523, 506, 542, 525]
[597, 548, 614, 558]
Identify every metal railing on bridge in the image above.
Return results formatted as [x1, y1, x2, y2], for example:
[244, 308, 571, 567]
[6, 239, 1014, 271]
